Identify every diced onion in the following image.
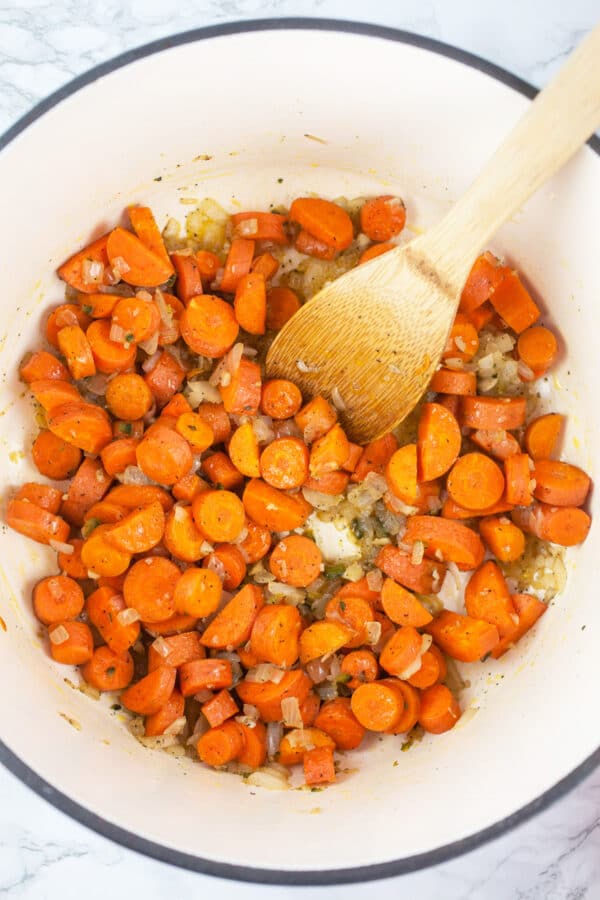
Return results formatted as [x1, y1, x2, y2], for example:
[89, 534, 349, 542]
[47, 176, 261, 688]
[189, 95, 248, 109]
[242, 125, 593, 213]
[343, 561, 363, 582]
[139, 331, 159, 356]
[252, 415, 275, 444]
[306, 657, 329, 684]
[236, 218, 259, 237]
[49, 624, 69, 645]
[281, 696, 303, 728]
[110, 255, 131, 277]
[185, 380, 221, 406]
[49, 539, 74, 555]
[242, 704, 259, 720]
[163, 716, 187, 735]
[301, 487, 340, 510]
[194, 689, 214, 703]
[117, 607, 141, 626]
[331, 386, 346, 411]
[246, 766, 289, 790]
[117, 465, 152, 486]
[266, 581, 306, 605]
[266, 722, 283, 758]
[411, 540, 425, 565]
[109, 323, 126, 344]
[296, 359, 320, 374]
[246, 664, 285, 684]
[364, 620, 382, 645]
[141, 349, 161, 373]
[152, 636, 171, 658]
[85, 373, 110, 396]
[82, 258, 104, 285]
[366, 569, 383, 592]
[286, 729, 316, 751]
[154, 288, 173, 326]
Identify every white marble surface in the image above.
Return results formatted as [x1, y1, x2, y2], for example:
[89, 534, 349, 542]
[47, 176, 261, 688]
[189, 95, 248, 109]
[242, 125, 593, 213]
[0, 1, 599, 897]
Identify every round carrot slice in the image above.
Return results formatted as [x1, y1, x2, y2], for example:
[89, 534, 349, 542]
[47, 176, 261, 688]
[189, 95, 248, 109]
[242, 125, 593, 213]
[533, 459, 591, 507]
[379, 625, 422, 677]
[145, 689, 185, 737]
[524, 413, 563, 461]
[299, 621, 352, 664]
[250, 604, 302, 668]
[33, 575, 84, 625]
[269, 535, 322, 587]
[112, 296, 160, 343]
[417, 402, 461, 481]
[123, 557, 181, 622]
[360, 195, 406, 242]
[236, 669, 311, 722]
[105, 373, 153, 421]
[350, 681, 405, 732]
[104, 501, 165, 554]
[81, 646, 134, 691]
[200, 583, 264, 650]
[164, 504, 207, 562]
[81, 524, 132, 577]
[57, 539, 88, 580]
[385, 680, 421, 733]
[175, 412, 214, 453]
[237, 519, 272, 564]
[202, 543, 247, 590]
[136, 424, 193, 485]
[31, 430, 82, 480]
[289, 198, 353, 250]
[120, 665, 176, 715]
[418, 683, 461, 734]
[86, 320, 137, 373]
[407, 648, 442, 690]
[86, 586, 140, 655]
[107, 227, 174, 288]
[259, 437, 309, 489]
[174, 567, 222, 618]
[340, 649, 379, 690]
[48, 401, 113, 455]
[261, 379, 303, 419]
[197, 720, 245, 767]
[380, 578, 433, 628]
[49, 620, 93, 665]
[237, 721, 267, 769]
[180, 295, 239, 358]
[517, 325, 557, 375]
[447, 452, 505, 510]
[46, 304, 91, 347]
[385, 443, 418, 505]
[325, 595, 373, 649]
[265, 286, 301, 331]
[192, 489, 246, 543]
[315, 697, 366, 750]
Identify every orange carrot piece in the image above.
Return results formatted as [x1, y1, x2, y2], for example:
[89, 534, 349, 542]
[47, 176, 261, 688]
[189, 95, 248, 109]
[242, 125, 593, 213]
[6, 499, 70, 546]
[173, 567, 222, 617]
[447, 452, 505, 510]
[56, 325, 96, 380]
[123, 556, 180, 622]
[295, 395, 338, 444]
[104, 501, 165, 554]
[86, 586, 140, 654]
[379, 625, 422, 676]
[220, 238, 255, 293]
[385, 443, 418, 505]
[144, 350, 186, 408]
[325, 595, 374, 649]
[303, 745, 335, 785]
[107, 227, 173, 287]
[340, 649, 379, 689]
[219, 358, 262, 415]
[465, 560, 518, 638]
[175, 411, 214, 453]
[142, 613, 199, 636]
[237, 519, 272, 564]
[136, 424, 193, 485]
[78, 292, 119, 319]
[82, 646, 134, 692]
[524, 413, 563, 461]
[192, 489, 245, 543]
[49, 620, 93, 665]
[261, 379, 303, 419]
[380, 578, 432, 627]
[86, 320, 137, 373]
[407, 646, 444, 690]
[342, 442, 363, 474]
[289, 198, 353, 250]
[164, 505, 208, 563]
[172, 471, 206, 502]
[425, 611, 499, 662]
[479, 516, 525, 562]
[533, 459, 590, 507]
[441, 496, 514, 520]
[203, 544, 247, 591]
[231, 211, 288, 244]
[294, 229, 337, 260]
[384, 680, 421, 734]
[21, 350, 71, 383]
[170, 251, 203, 304]
[459, 252, 506, 313]
[309, 423, 349, 478]
[128, 205, 174, 272]
[15, 482, 62, 513]
[418, 684, 461, 734]
[100, 437, 140, 476]
[265, 286, 301, 330]
[350, 681, 405, 732]
[375, 545, 446, 594]
[360, 195, 406, 242]
[250, 603, 302, 668]
[504, 453, 535, 506]
[80, 523, 131, 577]
[202, 688, 239, 728]
[106, 484, 174, 512]
[417, 402, 461, 481]
[352, 433, 399, 482]
[180, 294, 239, 357]
[156, 293, 183, 346]
[299, 620, 353, 664]
[251, 252, 279, 281]
[229, 421, 261, 477]
[243, 478, 312, 531]
[269, 535, 322, 588]
[430, 368, 477, 395]
[259, 437, 309, 489]
[144, 689, 185, 736]
[33, 575, 84, 625]
[517, 325, 557, 376]
[105, 373, 153, 421]
[234, 272, 266, 335]
[491, 593, 548, 658]
[460, 395, 526, 430]
[359, 241, 396, 265]
[113, 418, 144, 439]
[57, 539, 88, 579]
[201, 451, 244, 490]
[197, 720, 245, 767]
[488, 269, 540, 333]
[277, 726, 335, 765]
[61, 457, 112, 526]
[121, 665, 176, 715]
[32, 430, 82, 480]
[112, 296, 160, 343]
[237, 721, 267, 769]
[48, 402, 113, 455]
[236, 669, 312, 722]
[303, 470, 350, 495]
[196, 250, 222, 285]
[443, 314, 479, 362]
[29, 378, 80, 411]
[200, 583, 264, 650]
[179, 659, 232, 696]
[470, 429, 520, 460]
[404, 515, 485, 570]
[196, 402, 231, 444]
[57, 234, 111, 294]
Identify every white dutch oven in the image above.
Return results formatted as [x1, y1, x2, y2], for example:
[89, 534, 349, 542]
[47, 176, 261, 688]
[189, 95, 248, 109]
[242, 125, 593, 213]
[0, 20, 598, 885]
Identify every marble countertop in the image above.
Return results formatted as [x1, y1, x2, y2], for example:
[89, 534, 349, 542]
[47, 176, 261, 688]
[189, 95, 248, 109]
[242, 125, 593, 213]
[1, 1, 599, 897]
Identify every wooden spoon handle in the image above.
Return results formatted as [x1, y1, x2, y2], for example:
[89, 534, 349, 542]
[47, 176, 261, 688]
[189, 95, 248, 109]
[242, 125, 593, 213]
[418, 22, 600, 285]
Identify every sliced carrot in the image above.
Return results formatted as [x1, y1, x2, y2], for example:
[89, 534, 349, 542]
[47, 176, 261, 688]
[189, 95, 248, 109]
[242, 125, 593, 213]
[123, 556, 180, 622]
[229, 422, 261, 477]
[105, 373, 153, 421]
[236, 669, 312, 722]
[465, 560, 518, 638]
[100, 437, 140, 476]
[60, 457, 112, 526]
[49, 620, 93, 665]
[441, 496, 514, 520]
[335, 576, 380, 605]
[417, 402, 461, 482]
[289, 198, 353, 250]
[443, 314, 479, 362]
[460, 395, 526, 430]
[265, 286, 301, 330]
[219, 358, 261, 415]
[84, 499, 128, 524]
[277, 727, 335, 765]
[196, 402, 231, 444]
[86, 319, 137, 374]
[379, 625, 422, 677]
[175, 412, 214, 453]
[471, 428, 520, 460]
[250, 603, 302, 668]
[147, 631, 205, 672]
[350, 681, 405, 732]
[197, 720, 245, 767]
[295, 395, 337, 444]
[341, 649, 379, 689]
[261, 379, 303, 420]
[121, 665, 176, 715]
[220, 238, 255, 293]
[21, 350, 71, 384]
[259, 436, 309, 489]
[164, 506, 207, 563]
[107, 227, 173, 287]
[479, 516, 525, 562]
[105, 484, 174, 512]
[200, 583, 264, 650]
[112, 296, 160, 344]
[407, 647, 444, 690]
[360, 195, 406, 242]
[195, 250, 222, 285]
[202, 688, 239, 728]
[251, 251, 279, 281]
[342, 442, 363, 474]
[144, 689, 185, 736]
[533, 459, 590, 507]
[57, 539, 87, 579]
[504, 453, 534, 506]
[201, 451, 244, 490]
[384, 680, 421, 734]
[385, 443, 418, 505]
[32, 430, 82, 480]
[269, 535, 322, 588]
[29, 378, 80, 411]
[171, 251, 203, 304]
[231, 211, 288, 244]
[86, 586, 140, 655]
[488, 269, 540, 333]
[162, 392, 191, 417]
[524, 413, 563, 461]
[142, 613, 199, 636]
[179, 659, 232, 696]
[309, 424, 349, 478]
[404, 515, 485, 570]
[6, 499, 70, 546]
[359, 241, 395, 265]
[430, 368, 477, 395]
[353, 435, 400, 485]
[300, 692, 321, 727]
[380, 578, 432, 627]
[303, 470, 350, 495]
[179, 294, 239, 357]
[173, 567, 222, 618]
[143, 350, 186, 407]
[294, 229, 336, 260]
[237, 519, 272, 564]
[303, 745, 336, 785]
[237, 721, 267, 769]
[136, 424, 193, 485]
[33, 575, 84, 625]
[418, 684, 461, 734]
[192, 489, 245, 543]
[512, 503, 591, 546]
[48, 401, 113, 455]
[203, 544, 247, 591]
[128, 205, 174, 272]
[15, 482, 62, 513]
[56, 325, 96, 380]
[425, 611, 499, 662]
[491, 593, 548, 658]
[113, 418, 144, 439]
[104, 501, 165, 554]
[78, 292, 119, 319]
[325, 595, 373, 649]
[375, 545, 446, 594]
[517, 325, 557, 377]
[234, 272, 266, 335]
[82, 646, 134, 692]
[81, 524, 131, 577]
[46, 304, 91, 348]
[299, 620, 352, 664]
[172, 471, 206, 502]
[57, 234, 111, 294]
[243, 478, 312, 532]
[447, 452, 505, 510]
[459, 252, 506, 313]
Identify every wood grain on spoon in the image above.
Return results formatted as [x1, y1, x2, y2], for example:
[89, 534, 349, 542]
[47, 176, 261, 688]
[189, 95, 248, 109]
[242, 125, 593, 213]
[267, 23, 600, 444]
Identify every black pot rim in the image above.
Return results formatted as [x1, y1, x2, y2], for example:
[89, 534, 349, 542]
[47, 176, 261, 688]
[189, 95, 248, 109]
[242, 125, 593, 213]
[1, 17, 598, 886]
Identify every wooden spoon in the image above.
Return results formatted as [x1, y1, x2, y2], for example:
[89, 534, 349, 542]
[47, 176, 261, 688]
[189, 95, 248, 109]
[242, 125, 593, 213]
[266, 24, 600, 443]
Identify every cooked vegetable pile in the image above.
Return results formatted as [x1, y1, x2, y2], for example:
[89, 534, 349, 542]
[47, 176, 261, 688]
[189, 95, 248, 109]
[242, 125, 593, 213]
[6, 194, 591, 788]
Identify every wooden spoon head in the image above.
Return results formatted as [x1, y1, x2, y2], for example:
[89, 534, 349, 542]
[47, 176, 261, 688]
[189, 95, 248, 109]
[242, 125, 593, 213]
[266, 245, 461, 443]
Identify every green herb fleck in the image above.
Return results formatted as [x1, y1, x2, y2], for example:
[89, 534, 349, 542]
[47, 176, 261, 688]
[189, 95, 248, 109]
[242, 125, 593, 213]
[351, 518, 365, 539]
[125, 332, 135, 343]
[339, 600, 346, 612]
[119, 422, 133, 436]
[82, 517, 101, 538]
[111, 704, 121, 711]
[324, 564, 345, 579]
[82, 305, 93, 315]
[106, 667, 116, 677]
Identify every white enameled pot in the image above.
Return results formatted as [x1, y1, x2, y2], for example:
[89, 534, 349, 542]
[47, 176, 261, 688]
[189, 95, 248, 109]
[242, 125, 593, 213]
[0, 20, 598, 886]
